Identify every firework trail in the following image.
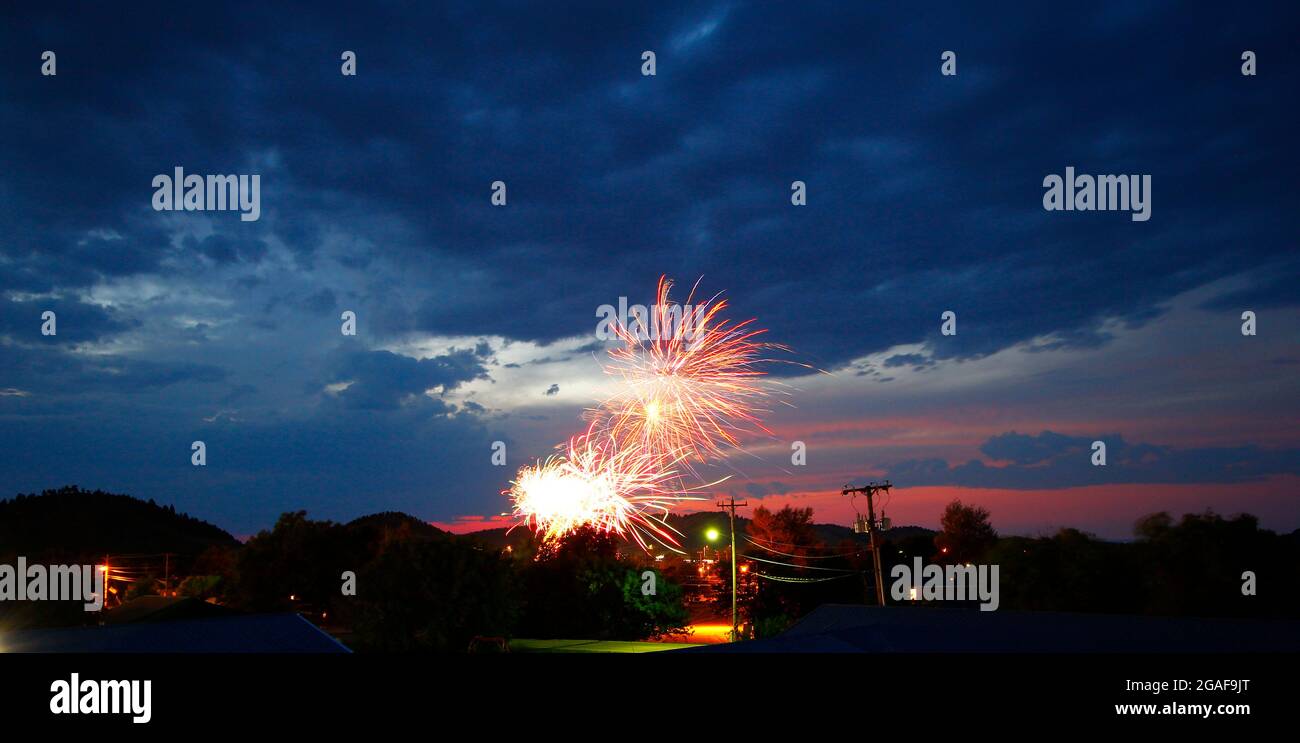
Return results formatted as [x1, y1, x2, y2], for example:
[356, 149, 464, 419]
[507, 276, 784, 550]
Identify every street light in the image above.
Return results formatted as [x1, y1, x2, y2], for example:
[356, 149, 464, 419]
[705, 527, 720, 542]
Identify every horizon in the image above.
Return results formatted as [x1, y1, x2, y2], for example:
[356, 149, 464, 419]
[6, 485, 1288, 547]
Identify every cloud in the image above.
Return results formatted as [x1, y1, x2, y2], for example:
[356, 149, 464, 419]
[744, 481, 791, 497]
[0, 343, 227, 396]
[0, 2, 1293, 370]
[884, 431, 1300, 489]
[327, 347, 491, 411]
[883, 353, 935, 371]
[0, 297, 138, 345]
[980, 430, 1085, 465]
[1198, 258, 1300, 312]
[183, 232, 269, 266]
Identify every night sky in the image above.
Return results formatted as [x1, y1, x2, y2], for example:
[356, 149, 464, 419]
[2, 2, 1297, 538]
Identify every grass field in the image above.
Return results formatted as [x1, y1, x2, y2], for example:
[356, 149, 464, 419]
[508, 638, 703, 653]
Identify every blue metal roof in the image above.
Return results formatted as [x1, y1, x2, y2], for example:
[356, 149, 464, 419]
[677, 604, 1300, 653]
[4, 613, 351, 653]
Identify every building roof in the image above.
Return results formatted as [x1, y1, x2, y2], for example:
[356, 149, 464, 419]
[104, 596, 237, 625]
[677, 604, 1300, 653]
[3, 612, 351, 653]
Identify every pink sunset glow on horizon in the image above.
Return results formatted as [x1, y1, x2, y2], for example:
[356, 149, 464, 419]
[436, 475, 1299, 541]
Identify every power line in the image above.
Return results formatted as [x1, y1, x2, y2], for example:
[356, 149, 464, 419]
[744, 536, 869, 560]
[740, 553, 862, 573]
[754, 572, 858, 584]
[745, 533, 866, 551]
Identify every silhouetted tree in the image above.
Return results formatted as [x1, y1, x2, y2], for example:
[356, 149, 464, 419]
[516, 527, 688, 640]
[744, 505, 832, 633]
[1134, 510, 1299, 618]
[351, 529, 518, 652]
[233, 511, 345, 613]
[935, 500, 997, 563]
[987, 529, 1134, 613]
[747, 505, 819, 562]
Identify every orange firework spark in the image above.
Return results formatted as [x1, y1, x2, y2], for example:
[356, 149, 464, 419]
[592, 275, 783, 464]
[507, 430, 703, 550]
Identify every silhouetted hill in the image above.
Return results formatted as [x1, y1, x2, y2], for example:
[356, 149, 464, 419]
[0, 486, 239, 563]
[345, 511, 448, 541]
[461, 509, 935, 553]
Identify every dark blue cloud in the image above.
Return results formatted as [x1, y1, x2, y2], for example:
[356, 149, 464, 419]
[980, 430, 1087, 465]
[0, 345, 227, 395]
[883, 353, 936, 371]
[0, 297, 136, 344]
[326, 347, 491, 411]
[885, 431, 1300, 489]
[744, 481, 792, 497]
[3, 2, 1295, 364]
[1198, 257, 1300, 312]
[184, 232, 270, 266]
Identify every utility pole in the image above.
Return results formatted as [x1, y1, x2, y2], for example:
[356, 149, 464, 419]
[841, 481, 892, 607]
[717, 496, 747, 642]
[164, 553, 171, 596]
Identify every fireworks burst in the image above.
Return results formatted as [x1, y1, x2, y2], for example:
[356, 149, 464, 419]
[506, 275, 785, 551]
[592, 276, 782, 463]
[507, 432, 701, 550]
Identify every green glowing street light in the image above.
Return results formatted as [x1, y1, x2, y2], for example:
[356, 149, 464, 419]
[705, 527, 720, 542]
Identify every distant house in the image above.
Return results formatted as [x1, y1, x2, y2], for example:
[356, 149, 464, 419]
[4, 598, 350, 653]
[678, 604, 1300, 653]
